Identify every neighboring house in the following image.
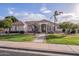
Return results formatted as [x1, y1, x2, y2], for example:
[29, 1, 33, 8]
[5, 21, 24, 32]
[11, 21, 24, 32]
[5, 19, 61, 33]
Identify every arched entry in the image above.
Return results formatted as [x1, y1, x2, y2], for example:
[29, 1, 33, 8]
[41, 24, 46, 33]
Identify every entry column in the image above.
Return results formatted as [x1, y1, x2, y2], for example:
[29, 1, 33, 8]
[39, 24, 41, 33]
[46, 24, 48, 33]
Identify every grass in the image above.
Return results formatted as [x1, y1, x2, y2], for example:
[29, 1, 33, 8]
[0, 34, 35, 42]
[46, 34, 79, 45]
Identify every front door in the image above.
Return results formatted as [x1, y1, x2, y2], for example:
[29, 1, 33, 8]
[41, 24, 46, 33]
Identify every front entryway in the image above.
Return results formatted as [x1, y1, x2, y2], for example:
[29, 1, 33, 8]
[41, 24, 46, 33]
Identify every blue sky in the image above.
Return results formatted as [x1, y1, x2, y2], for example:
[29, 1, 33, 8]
[0, 3, 79, 23]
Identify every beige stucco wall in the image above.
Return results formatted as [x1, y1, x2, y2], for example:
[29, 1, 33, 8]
[10, 25, 24, 31]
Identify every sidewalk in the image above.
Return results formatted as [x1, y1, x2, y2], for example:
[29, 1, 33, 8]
[0, 41, 79, 55]
[32, 34, 46, 43]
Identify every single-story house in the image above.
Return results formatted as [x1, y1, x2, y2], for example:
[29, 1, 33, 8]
[4, 19, 61, 33]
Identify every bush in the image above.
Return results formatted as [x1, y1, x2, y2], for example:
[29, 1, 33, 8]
[7, 31, 24, 34]
[5, 31, 8, 33]
[70, 30, 76, 34]
[62, 29, 65, 33]
[19, 31, 24, 34]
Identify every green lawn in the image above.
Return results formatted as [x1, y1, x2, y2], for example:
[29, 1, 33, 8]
[46, 34, 79, 45]
[0, 34, 35, 42]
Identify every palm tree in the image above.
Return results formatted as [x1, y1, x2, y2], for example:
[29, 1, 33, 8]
[53, 11, 63, 33]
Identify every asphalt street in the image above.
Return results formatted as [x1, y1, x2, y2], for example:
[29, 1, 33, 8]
[0, 48, 73, 56]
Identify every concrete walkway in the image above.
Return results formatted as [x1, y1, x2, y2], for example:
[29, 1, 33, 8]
[0, 41, 79, 55]
[32, 34, 46, 43]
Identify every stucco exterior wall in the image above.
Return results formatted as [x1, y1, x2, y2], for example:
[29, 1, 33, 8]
[10, 25, 24, 31]
[25, 21, 55, 33]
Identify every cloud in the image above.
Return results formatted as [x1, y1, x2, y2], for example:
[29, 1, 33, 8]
[43, 10, 52, 13]
[7, 8, 47, 21]
[8, 8, 15, 15]
[57, 13, 75, 20]
[14, 12, 48, 21]
[57, 13, 72, 22]
[0, 16, 4, 20]
[24, 12, 29, 16]
[11, 8, 15, 10]
[13, 12, 29, 21]
[26, 13, 47, 21]
[59, 13, 75, 17]
[14, 12, 29, 16]
[7, 8, 48, 21]
[40, 7, 51, 13]
[7, 8, 29, 21]
[57, 13, 79, 23]
[7, 7, 79, 23]
[73, 4, 79, 16]
[40, 7, 47, 11]
[13, 12, 47, 21]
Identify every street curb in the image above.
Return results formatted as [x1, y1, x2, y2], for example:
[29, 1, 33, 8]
[0, 46, 79, 56]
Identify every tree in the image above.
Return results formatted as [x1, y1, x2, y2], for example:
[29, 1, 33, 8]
[76, 24, 79, 33]
[0, 20, 4, 32]
[59, 22, 69, 33]
[5, 16, 18, 23]
[59, 22, 78, 34]
[0, 16, 18, 33]
[69, 23, 78, 34]
[4, 16, 18, 33]
[0, 20, 4, 28]
[3, 18, 13, 32]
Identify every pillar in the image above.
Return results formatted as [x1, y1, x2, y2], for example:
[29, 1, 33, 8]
[46, 24, 48, 33]
[40, 24, 41, 33]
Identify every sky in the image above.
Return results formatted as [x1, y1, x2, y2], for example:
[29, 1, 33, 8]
[0, 3, 79, 23]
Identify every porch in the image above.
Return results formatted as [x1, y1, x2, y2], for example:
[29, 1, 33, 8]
[27, 23, 53, 33]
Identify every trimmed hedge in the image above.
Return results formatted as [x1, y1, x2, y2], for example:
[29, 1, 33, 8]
[5, 31, 24, 34]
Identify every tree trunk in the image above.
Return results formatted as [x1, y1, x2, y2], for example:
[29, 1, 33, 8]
[9, 28, 11, 33]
